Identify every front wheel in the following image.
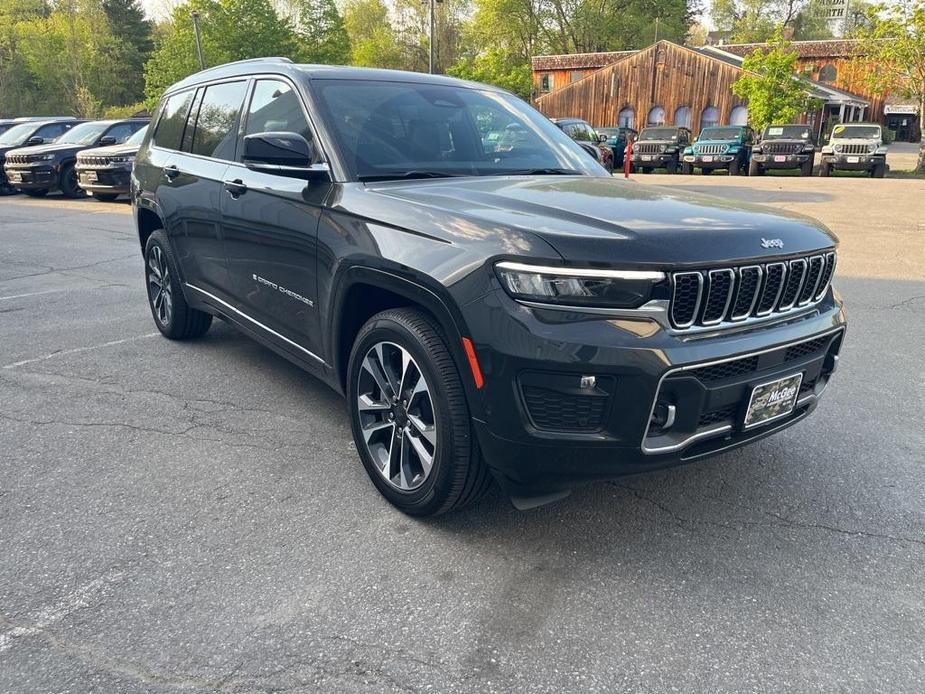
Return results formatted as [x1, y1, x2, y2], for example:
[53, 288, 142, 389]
[641, 166, 653, 174]
[665, 158, 678, 174]
[144, 229, 212, 339]
[59, 163, 85, 198]
[701, 168, 713, 175]
[871, 162, 886, 178]
[347, 308, 491, 516]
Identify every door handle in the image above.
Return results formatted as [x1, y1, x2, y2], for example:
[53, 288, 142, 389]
[224, 178, 247, 197]
[163, 165, 180, 181]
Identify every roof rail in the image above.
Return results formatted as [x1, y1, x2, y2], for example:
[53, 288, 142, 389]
[208, 56, 293, 69]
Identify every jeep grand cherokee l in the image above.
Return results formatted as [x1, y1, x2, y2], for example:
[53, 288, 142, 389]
[4, 118, 147, 197]
[0, 119, 82, 195]
[76, 124, 148, 200]
[133, 59, 846, 515]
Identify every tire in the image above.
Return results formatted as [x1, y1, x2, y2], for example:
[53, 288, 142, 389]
[665, 157, 678, 174]
[748, 159, 762, 176]
[681, 162, 693, 175]
[92, 192, 120, 202]
[21, 188, 48, 197]
[347, 308, 492, 516]
[59, 163, 84, 198]
[800, 159, 813, 176]
[0, 183, 18, 196]
[728, 159, 740, 176]
[641, 167, 653, 174]
[144, 229, 212, 340]
[872, 162, 886, 178]
[819, 163, 831, 177]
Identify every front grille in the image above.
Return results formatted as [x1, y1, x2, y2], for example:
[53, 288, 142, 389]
[636, 143, 663, 155]
[5, 153, 32, 164]
[78, 156, 112, 166]
[784, 335, 829, 362]
[692, 356, 760, 384]
[698, 404, 738, 427]
[763, 142, 802, 155]
[834, 144, 871, 155]
[696, 144, 726, 155]
[668, 252, 836, 330]
[522, 385, 606, 431]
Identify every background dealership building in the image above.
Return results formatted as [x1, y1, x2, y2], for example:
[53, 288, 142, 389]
[532, 39, 921, 142]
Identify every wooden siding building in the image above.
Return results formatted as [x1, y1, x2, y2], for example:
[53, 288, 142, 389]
[532, 52, 633, 96]
[534, 42, 752, 133]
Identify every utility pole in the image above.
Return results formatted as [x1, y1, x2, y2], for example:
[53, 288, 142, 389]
[191, 10, 205, 70]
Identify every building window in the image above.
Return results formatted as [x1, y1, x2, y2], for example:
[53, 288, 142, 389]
[570, 71, 585, 83]
[618, 107, 635, 128]
[819, 64, 837, 82]
[540, 75, 551, 92]
[647, 106, 666, 126]
[673, 106, 691, 128]
[729, 105, 749, 126]
[701, 106, 720, 129]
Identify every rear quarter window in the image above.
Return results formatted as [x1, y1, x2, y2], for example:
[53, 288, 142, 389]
[153, 90, 195, 150]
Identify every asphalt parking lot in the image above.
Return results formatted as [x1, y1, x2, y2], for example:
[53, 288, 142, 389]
[1, 176, 923, 692]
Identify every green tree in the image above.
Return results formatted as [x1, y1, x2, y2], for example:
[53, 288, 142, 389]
[731, 31, 822, 131]
[342, 0, 405, 69]
[712, 0, 833, 42]
[291, 0, 350, 64]
[144, 0, 296, 110]
[446, 48, 532, 98]
[854, 1, 925, 170]
[102, 0, 153, 103]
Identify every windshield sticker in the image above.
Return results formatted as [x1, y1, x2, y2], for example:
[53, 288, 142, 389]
[768, 127, 783, 135]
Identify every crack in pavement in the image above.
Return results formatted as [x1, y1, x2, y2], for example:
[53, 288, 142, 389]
[0, 252, 137, 284]
[609, 482, 925, 548]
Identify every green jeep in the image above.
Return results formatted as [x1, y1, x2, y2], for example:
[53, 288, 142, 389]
[682, 125, 753, 175]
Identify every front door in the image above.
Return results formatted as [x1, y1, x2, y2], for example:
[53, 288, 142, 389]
[221, 78, 328, 361]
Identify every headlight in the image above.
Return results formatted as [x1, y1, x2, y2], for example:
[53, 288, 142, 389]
[495, 261, 665, 309]
[38, 154, 55, 161]
[802, 144, 815, 152]
[752, 146, 762, 154]
[111, 156, 136, 164]
[728, 146, 740, 153]
[659, 145, 668, 153]
[875, 146, 888, 155]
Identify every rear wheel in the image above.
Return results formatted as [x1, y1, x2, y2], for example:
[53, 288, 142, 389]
[347, 308, 491, 516]
[144, 229, 212, 339]
[59, 163, 84, 198]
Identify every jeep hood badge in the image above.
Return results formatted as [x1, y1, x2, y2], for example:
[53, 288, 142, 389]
[761, 238, 784, 249]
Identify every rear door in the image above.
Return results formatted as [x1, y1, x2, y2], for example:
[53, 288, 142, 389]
[161, 80, 249, 301]
[221, 77, 327, 361]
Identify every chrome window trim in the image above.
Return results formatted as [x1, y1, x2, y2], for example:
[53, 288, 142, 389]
[640, 326, 844, 455]
[185, 283, 325, 364]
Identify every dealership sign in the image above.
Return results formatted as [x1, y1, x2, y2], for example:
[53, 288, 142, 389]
[884, 104, 920, 115]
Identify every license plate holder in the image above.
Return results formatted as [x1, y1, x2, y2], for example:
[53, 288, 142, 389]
[8, 171, 21, 183]
[702, 155, 714, 163]
[641, 155, 653, 161]
[84, 170, 98, 183]
[743, 373, 803, 429]
[847, 156, 860, 163]
[774, 155, 786, 162]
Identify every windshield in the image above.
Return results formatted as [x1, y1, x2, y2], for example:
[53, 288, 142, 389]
[639, 128, 678, 141]
[831, 124, 880, 140]
[310, 79, 603, 180]
[0, 122, 40, 145]
[699, 127, 741, 141]
[764, 125, 811, 140]
[597, 128, 625, 141]
[126, 125, 148, 145]
[56, 122, 109, 145]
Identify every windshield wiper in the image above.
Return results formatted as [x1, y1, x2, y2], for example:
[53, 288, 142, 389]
[503, 168, 582, 176]
[358, 170, 466, 182]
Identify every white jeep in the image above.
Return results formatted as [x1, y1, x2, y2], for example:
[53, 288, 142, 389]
[820, 123, 888, 178]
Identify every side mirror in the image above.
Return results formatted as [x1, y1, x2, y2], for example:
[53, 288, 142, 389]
[242, 131, 328, 179]
[99, 136, 117, 146]
[27, 136, 44, 146]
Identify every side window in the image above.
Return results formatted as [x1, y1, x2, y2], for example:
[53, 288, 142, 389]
[153, 90, 194, 150]
[189, 81, 248, 160]
[36, 123, 68, 140]
[243, 80, 311, 143]
[104, 123, 137, 144]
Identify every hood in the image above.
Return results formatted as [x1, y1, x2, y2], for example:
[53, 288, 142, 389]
[7, 142, 85, 157]
[830, 138, 881, 147]
[761, 137, 811, 145]
[78, 143, 140, 159]
[357, 175, 837, 267]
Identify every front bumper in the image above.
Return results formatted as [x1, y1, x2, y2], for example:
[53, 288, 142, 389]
[632, 153, 675, 166]
[75, 164, 132, 194]
[822, 154, 883, 170]
[3, 164, 57, 190]
[683, 153, 738, 168]
[462, 289, 846, 499]
[752, 152, 813, 168]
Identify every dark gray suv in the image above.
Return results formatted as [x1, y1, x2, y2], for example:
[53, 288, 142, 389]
[133, 58, 845, 515]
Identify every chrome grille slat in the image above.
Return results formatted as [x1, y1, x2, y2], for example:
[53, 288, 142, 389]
[835, 144, 870, 155]
[697, 144, 725, 155]
[763, 143, 802, 155]
[636, 143, 662, 154]
[668, 253, 836, 330]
